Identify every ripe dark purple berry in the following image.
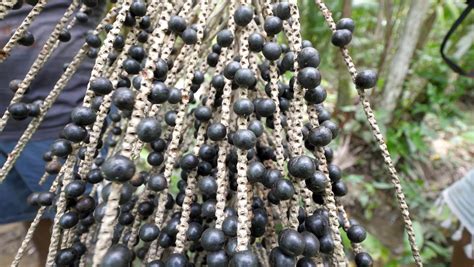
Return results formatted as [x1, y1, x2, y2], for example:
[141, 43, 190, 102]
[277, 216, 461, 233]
[280, 52, 295, 73]
[148, 174, 167, 191]
[229, 250, 258, 267]
[262, 42, 282, 61]
[8, 103, 29, 120]
[305, 171, 327, 193]
[262, 169, 282, 188]
[38, 192, 55, 206]
[248, 119, 264, 137]
[264, 16, 283, 35]
[139, 223, 160, 242]
[233, 98, 254, 116]
[234, 68, 256, 88]
[71, 106, 96, 126]
[86, 33, 101, 48]
[234, 6, 254, 27]
[207, 52, 219, 67]
[217, 29, 234, 47]
[55, 248, 76, 266]
[201, 199, 217, 219]
[308, 126, 333, 147]
[336, 18, 355, 32]
[297, 47, 320, 68]
[347, 224, 367, 243]
[51, 139, 72, 157]
[288, 155, 316, 179]
[123, 58, 141, 74]
[181, 27, 198, 44]
[331, 29, 352, 47]
[198, 144, 217, 161]
[355, 252, 373, 267]
[248, 33, 264, 52]
[305, 213, 329, 238]
[164, 111, 176, 126]
[232, 129, 257, 150]
[255, 98, 276, 117]
[321, 120, 338, 138]
[168, 16, 187, 33]
[130, 0, 146, 17]
[222, 216, 238, 237]
[91, 77, 113, 95]
[278, 229, 305, 256]
[113, 35, 125, 49]
[207, 122, 227, 141]
[224, 61, 241, 79]
[75, 11, 88, 23]
[297, 67, 321, 88]
[273, 179, 295, 200]
[207, 250, 229, 267]
[297, 257, 317, 267]
[198, 175, 217, 196]
[301, 231, 320, 257]
[136, 117, 161, 143]
[186, 222, 203, 241]
[59, 212, 79, 229]
[128, 45, 146, 61]
[355, 70, 377, 89]
[180, 154, 199, 170]
[194, 106, 212, 121]
[319, 234, 334, 253]
[247, 161, 265, 183]
[26, 101, 41, 117]
[201, 228, 225, 251]
[18, 31, 35, 46]
[332, 180, 348, 196]
[304, 85, 326, 104]
[64, 180, 86, 198]
[167, 88, 182, 104]
[101, 244, 133, 267]
[102, 155, 136, 183]
[112, 87, 135, 110]
[328, 164, 342, 183]
[269, 247, 296, 267]
[166, 253, 188, 266]
[58, 29, 71, 42]
[274, 2, 290, 20]
[149, 82, 169, 104]
[83, 0, 98, 7]
[154, 59, 169, 80]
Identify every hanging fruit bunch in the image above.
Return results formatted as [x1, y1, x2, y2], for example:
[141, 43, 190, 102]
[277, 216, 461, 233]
[0, 0, 423, 266]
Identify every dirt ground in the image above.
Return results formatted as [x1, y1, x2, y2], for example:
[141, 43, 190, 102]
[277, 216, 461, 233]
[0, 222, 39, 267]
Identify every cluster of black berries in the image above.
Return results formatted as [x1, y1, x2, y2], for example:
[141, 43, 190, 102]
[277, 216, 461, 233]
[2, 1, 380, 267]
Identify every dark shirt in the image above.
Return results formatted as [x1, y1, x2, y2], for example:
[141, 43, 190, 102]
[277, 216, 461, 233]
[0, 0, 101, 141]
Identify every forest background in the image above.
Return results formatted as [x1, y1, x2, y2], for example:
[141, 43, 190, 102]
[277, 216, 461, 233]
[298, 0, 474, 265]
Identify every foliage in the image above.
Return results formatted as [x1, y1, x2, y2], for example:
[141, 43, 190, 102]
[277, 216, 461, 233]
[299, 0, 473, 265]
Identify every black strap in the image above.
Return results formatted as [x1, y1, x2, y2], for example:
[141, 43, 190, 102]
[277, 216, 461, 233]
[440, 0, 474, 77]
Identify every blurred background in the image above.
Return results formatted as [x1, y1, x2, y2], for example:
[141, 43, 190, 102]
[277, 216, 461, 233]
[298, 0, 474, 266]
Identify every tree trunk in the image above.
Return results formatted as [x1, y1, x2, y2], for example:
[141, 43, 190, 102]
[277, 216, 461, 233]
[375, 0, 394, 78]
[379, 0, 431, 124]
[334, 0, 353, 114]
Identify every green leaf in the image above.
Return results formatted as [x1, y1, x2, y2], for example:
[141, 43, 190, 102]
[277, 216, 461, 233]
[404, 221, 424, 251]
[345, 174, 364, 184]
[426, 241, 451, 258]
[359, 194, 369, 207]
[372, 181, 394, 190]
[462, 131, 474, 143]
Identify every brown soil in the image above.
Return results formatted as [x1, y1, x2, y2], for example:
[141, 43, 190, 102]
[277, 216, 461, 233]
[0, 222, 40, 267]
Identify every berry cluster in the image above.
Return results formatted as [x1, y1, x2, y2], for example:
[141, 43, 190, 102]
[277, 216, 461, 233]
[0, 0, 421, 267]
